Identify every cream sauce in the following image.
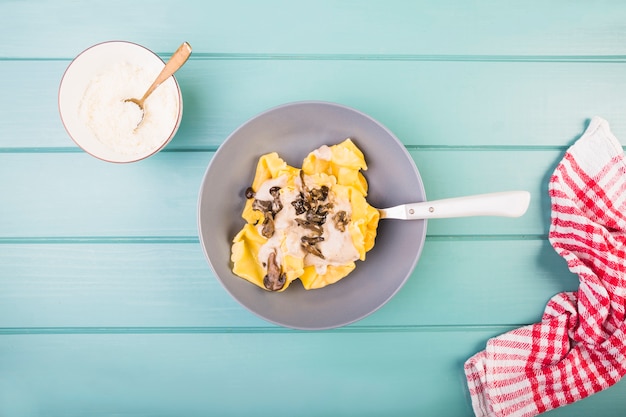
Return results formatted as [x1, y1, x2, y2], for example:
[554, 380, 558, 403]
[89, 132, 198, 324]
[255, 173, 358, 274]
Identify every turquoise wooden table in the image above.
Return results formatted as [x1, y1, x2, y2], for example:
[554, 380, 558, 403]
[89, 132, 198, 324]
[1, 1, 626, 416]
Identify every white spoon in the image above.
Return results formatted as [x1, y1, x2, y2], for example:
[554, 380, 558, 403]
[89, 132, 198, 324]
[378, 191, 531, 220]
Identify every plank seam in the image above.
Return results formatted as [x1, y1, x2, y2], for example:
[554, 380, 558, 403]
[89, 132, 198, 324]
[5, 54, 626, 63]
[0, 325, 522, 335]
[2, 145, 615, 153]
[0, 235, 547, 244]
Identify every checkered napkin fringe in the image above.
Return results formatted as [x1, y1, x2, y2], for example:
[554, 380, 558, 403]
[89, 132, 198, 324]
[464, 117, 626, 417]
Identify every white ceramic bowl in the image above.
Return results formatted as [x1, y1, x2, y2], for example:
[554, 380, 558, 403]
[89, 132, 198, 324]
[58, 41, 183, 163]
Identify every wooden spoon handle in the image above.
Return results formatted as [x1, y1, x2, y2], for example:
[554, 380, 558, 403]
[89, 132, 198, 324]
[140, 42, 192, 102]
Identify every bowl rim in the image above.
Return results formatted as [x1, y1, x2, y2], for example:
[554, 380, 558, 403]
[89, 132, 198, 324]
[197, 100, 428, 330]
[58, 40, 183, 163]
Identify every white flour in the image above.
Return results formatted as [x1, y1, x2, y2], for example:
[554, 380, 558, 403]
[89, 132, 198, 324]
[78, 62, 178, 156]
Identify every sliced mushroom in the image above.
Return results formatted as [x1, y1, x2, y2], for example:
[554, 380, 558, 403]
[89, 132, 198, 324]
[299, 170, 309, 199]
[301, 235, 325, 259]
[332, 210, 350, 232]
[309, 185, 329, 203]
[295, 218, 324, 234]
[302, 235, 324, 244]
[251, 186, 284, 239]
[302, 243, 325, 259]
[305, 210, 326, 224]
[261, 214, 275, 238]
[316, 202, 332, 216]
[263, 251, 286, 291]
[291, 193, 307, 215]
[252, 199, 272, 213]
[269, 186, 283, 213]
[269, 186, 281, 197]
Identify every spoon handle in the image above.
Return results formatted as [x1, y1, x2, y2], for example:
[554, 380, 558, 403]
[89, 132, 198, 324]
[140, 42, 192, 102]
[397, 191, 531, 220]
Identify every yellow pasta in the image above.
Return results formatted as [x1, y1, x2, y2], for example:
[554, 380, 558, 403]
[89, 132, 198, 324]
[231, 138, 380, 291]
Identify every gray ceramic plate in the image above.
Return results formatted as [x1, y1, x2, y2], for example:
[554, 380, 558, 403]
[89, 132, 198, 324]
[197, 101, 427, 330]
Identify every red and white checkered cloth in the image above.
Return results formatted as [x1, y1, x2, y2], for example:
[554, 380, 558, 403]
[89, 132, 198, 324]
[464, 117, 626, 417]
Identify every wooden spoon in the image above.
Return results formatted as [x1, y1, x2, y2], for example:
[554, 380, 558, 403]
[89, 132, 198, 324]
[125, 42, 192, 124]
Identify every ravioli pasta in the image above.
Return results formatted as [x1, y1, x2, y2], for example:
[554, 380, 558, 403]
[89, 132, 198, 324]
[231, 139, 380, 291]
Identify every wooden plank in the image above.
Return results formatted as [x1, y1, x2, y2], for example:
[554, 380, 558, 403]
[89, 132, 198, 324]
[0, 152, 210, 238]
[0, 331, 623, 417]
[0, 150, 554, 237]
[0, 331, 489, 417]
[3, 60, 626, 149]
[3, 1, 626, 58]
[0, 240, 579, 328]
